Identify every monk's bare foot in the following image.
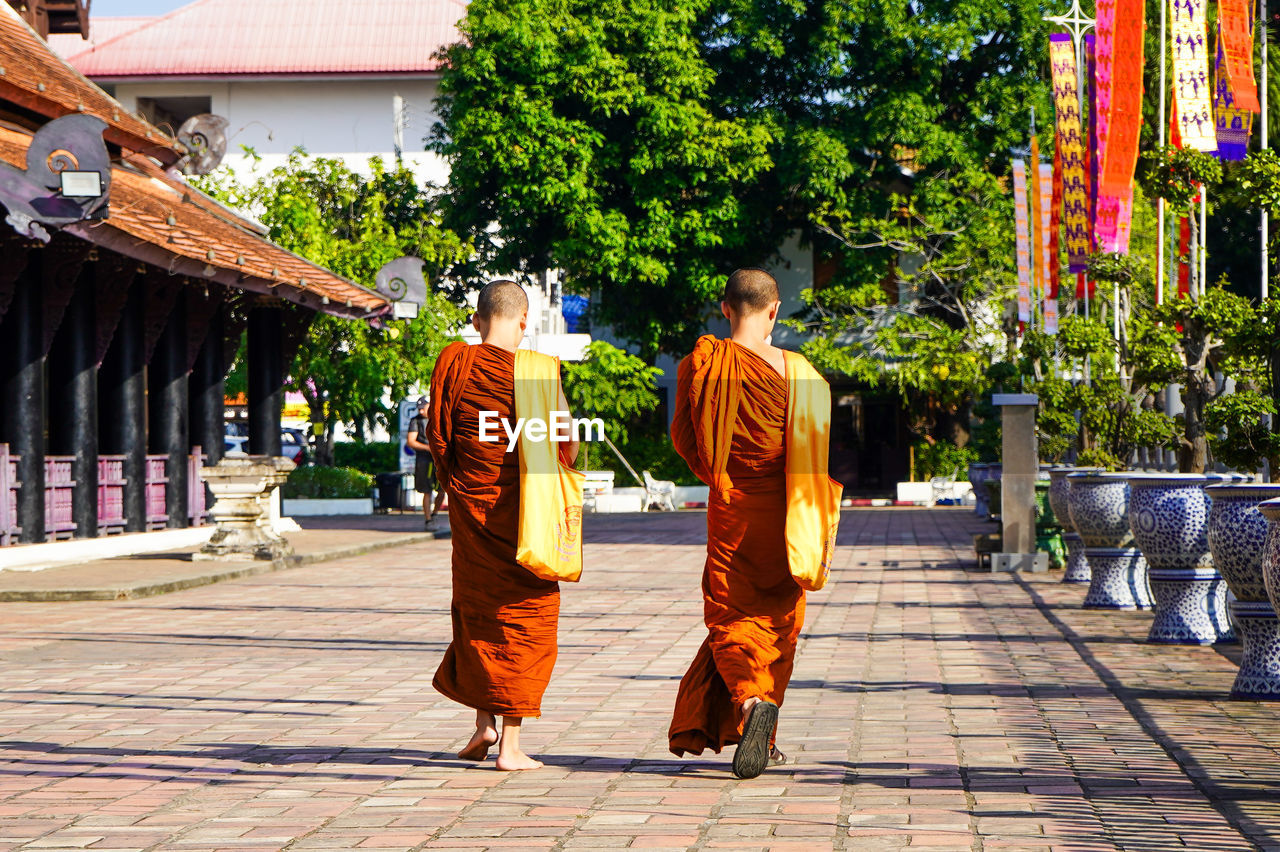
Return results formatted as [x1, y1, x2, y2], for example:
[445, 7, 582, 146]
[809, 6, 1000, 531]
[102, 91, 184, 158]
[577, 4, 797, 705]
[458, 728, 498, 761]
[495, 750, 543, 771]
[458, 712, 498, 761]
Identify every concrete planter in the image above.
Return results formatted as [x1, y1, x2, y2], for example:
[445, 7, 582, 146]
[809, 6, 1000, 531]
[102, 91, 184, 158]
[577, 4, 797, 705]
[281, 498, 374, 516]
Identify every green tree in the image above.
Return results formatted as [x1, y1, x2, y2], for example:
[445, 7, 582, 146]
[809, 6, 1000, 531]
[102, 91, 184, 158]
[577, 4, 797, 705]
[432, 0, 773, 357]
[561, 340, 663, 472]
[199, 151, 471, 464]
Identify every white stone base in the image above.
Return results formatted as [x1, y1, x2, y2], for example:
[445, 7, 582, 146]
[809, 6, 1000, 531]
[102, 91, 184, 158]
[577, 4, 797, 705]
[0, 527, 215, 573]
[281, 498, 375, 516]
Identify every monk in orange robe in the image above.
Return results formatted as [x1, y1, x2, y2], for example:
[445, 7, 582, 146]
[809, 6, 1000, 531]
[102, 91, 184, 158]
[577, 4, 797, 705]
[669, 267, 819, 779]
[428, 279, 578, 771]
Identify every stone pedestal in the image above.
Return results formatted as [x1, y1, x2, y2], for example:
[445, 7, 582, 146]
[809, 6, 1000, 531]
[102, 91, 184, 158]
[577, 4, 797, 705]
[1228, 600, 1280, 699]
[194, 455, 296, 562]
[1062, 532, 1090, 583]
[1082, 547, 1151, 610]
[994, 393, 1037, 565]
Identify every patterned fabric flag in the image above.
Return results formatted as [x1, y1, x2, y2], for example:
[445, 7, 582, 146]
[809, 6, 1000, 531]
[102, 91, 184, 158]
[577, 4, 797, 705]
[1099, 0, 1147, 191]
[1093, 1, 1143, 253]
[1040, 161, 1054, 303]
[1051, 137, 1063, 296]
[1170, 0, 1216, 152]
[1178, 216, 1191, 298]
[1050, 34, 1090, 272]
[1218, 0, 1260, 112]
[1012, 160, 1033, 323]
[1215, 26, 1254, 160]
[1030, 135, 1045, 300]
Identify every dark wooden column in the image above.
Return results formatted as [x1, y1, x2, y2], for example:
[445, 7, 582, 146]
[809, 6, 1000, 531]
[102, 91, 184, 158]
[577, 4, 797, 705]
[100, 280, 147, 532]
[48, 262, 98, 538]
[248, 303, 283, 457]
[149, 290, 189, 528]
[190, 306, 226, 468]
[0, 252, 45, 543]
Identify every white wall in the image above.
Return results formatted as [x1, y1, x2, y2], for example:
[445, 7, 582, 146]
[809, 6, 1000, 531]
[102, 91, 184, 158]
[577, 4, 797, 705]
[112, 77, 448, 184]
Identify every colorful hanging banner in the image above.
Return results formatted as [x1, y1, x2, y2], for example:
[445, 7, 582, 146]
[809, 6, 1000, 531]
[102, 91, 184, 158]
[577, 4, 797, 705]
[1051, 137, 1063, 296]
[1030, 135, 1045, 301]
[1044, 298, 1059, 334]
[1170, 0, 1216, 152]
[1012, 160, 1033, 323]
[1049, 33, 1090, 272]
[1085, 33, 1098, 253]
[1214, 26, 1254, 160]
[1040, 161, 1054, 304]
[1098, 0, 1147, 192]
[1219, 0, 1260, 113]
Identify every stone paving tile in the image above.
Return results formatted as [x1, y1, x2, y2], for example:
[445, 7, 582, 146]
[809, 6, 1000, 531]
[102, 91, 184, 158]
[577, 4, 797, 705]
[0, 509, 1277, 849]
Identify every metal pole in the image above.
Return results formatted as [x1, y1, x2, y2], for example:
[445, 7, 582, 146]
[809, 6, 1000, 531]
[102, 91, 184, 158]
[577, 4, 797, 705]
[1158, 0, 1168, 304]
[1192, 190, 1203, 296]
[1264, 0, 1270, 301]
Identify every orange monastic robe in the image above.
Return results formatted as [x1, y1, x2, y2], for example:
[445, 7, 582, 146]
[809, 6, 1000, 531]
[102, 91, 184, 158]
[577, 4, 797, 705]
[668, 336, 806, 756]
[428, 341, 559, 718]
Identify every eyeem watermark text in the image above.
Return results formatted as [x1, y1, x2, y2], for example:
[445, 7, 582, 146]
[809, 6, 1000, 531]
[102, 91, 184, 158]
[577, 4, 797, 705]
[479, 411, 606, 451]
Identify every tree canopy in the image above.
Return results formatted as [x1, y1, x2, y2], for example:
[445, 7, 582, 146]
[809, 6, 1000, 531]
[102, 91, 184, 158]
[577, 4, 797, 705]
[433, 0, 1054, 358]
[199, 151, 470, 463]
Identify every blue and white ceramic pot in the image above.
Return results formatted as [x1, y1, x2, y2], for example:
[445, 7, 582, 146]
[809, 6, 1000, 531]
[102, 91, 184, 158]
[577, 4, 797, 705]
[1206, 483, 1280, 604]
[970, 463, 991, 518]
[1081, 547, 1151, 610]
[1049, 467, 1101, 584]
[1129, 473, 1231, 645]
[1069, 472, 1151, 609]
[1067, 472, 1134, 548]
[1224, 496, 1280, 699]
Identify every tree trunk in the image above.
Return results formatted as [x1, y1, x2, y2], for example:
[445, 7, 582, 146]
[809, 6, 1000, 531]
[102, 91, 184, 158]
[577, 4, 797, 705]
[1179, 321, 1211, 474]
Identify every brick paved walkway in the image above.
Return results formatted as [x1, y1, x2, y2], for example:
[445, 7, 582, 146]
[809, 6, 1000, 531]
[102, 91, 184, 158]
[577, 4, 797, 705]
[1, 508, 1279, 850]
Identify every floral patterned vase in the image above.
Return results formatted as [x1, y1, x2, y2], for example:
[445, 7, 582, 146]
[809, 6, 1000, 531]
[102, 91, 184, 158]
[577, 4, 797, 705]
[1049, 467, 1101, 584]
[1129, 474, 1231, 645]
[1069, 472, 1151, 610]
[1207, 484, 1280, 699]
[970, 463, 991, 518]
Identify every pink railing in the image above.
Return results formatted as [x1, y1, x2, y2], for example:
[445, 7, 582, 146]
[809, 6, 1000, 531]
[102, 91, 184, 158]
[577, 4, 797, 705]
[0, 444, 207, 543]
[98, 455, 126, 534]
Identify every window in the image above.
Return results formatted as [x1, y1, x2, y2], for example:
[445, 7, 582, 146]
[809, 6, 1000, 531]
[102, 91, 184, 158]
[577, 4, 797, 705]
[135, 96, 212, 135]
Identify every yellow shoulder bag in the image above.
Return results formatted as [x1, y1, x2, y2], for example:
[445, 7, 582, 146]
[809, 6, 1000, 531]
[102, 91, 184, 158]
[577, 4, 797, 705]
[513, 349, 587, 582]
[784, 351, 844, 591]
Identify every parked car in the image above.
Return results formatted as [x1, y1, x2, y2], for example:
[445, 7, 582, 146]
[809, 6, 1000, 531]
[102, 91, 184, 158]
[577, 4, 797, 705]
[223, 429, 308, 465]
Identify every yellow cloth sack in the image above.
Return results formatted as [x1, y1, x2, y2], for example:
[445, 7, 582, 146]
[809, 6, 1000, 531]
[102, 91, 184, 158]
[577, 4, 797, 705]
[783, 351, 843, 591]
[514, 349, 586, 583]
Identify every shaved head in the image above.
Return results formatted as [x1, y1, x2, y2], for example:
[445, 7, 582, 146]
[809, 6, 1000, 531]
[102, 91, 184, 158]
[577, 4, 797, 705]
[723, 268, 780, 315]
[475, 279, 528, 320]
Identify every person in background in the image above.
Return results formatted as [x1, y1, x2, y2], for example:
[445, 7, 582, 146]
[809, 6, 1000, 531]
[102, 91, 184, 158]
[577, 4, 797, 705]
[405, 397, 442, 530]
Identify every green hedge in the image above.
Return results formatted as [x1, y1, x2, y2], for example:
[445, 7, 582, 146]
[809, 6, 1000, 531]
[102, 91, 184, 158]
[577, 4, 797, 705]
[333, 442, 401, 476]
[281, 466, 374, 499]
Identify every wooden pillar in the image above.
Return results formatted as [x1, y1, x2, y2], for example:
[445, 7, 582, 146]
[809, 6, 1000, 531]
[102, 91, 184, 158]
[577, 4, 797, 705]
[248, 304, 283, 457]
[100, 280, 147, 532]
[190, 307, 226, 468]
[149, 291, 189, 528]
[48, 263, 98, 538]
[0, 253, 45, 543]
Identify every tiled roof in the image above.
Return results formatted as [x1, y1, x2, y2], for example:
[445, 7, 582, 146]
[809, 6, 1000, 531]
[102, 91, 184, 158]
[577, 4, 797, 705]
[0, 124, 388, 319]
[59, 0, 466, 78]
[0, 4, 183, 165]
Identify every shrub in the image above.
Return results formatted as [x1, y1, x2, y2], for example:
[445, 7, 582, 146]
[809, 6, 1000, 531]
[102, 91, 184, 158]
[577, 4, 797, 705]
[333, 442, 401, 476]
[281, 466, 374, 499]
[913, 440, 978, 482]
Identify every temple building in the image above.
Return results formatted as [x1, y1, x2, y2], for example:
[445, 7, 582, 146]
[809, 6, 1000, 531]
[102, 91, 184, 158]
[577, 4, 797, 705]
[0, 1, 389, 545]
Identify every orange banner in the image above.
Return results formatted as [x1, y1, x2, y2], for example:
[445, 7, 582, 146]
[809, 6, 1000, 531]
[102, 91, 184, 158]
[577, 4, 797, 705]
[1219, 0, 1260, 113]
